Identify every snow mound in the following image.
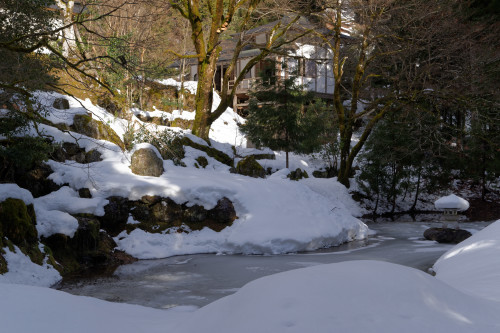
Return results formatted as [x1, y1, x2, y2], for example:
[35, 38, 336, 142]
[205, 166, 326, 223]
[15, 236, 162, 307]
[114, 177, 368, 259]
[0, 246, 60, 287]
[0, 283, 188, 333]
[0, 183, 34, 205]
[433, 220, 500, 302]
[434, 194, 470, 211]
[174, 260, 500, 333]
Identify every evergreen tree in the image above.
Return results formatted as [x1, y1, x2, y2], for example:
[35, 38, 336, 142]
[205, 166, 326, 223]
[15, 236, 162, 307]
[356, 104, 454, 214]
[0, 0, 59, 177]
[239, 64, 328, 168]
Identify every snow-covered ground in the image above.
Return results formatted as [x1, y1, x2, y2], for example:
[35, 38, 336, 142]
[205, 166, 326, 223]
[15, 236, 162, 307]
[1, 86, 367, 278]
[2, 84, 500, 332]
[2, 220, 500, 332]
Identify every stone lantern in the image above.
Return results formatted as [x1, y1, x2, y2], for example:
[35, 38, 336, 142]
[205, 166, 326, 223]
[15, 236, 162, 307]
[423, 194, 472, 244]
[434, 194, 470, 228]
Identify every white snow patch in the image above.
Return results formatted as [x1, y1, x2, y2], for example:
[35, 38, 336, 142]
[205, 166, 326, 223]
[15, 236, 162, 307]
[0, 283, 188, 333]
[433, 220, 500, 302]
[173, 260, 500, 333]
[0, 246, 60, 287]
[0, 183, 34, 205]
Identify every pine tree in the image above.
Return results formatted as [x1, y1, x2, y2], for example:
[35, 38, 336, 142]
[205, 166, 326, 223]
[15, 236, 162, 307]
[239, 64, 328, 168]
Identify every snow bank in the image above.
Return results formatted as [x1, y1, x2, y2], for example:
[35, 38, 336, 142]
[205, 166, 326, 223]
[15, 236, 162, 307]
[173, 260, 500, 333]
[434, 194, 470, 211]
[0, 246, 60, 287]
[0, 283, 189, 333]
[113, 174, 368, 258]
[0, 183, 34, 205]
[433, 220, 500, 302]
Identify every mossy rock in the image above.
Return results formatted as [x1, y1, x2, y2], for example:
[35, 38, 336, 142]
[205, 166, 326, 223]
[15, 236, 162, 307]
[0, 198, 48, 268]
[0, 198, 38, 246]
[42, 216, 128, 276]
[99, 196, 130, 236]
[130, 148, 164, 177]
[129, 195, 237, 233]
[141, 80, 196, 112]
[195, 156, 208, 168]
[236, 155, 265, 178]
[72, 217, 100, 254]
[171, 118, 193, 130]
[97, 94, 128, 119]
[71, 114, 125, 150]
[312, 167, 336, 179]
[180, 137, 233, 167]
[42, 233, 81, 275]
[287, 168, 309, 181]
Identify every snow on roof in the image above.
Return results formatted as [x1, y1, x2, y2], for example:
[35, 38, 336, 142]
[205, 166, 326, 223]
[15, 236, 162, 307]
[434, 194, 470, 211]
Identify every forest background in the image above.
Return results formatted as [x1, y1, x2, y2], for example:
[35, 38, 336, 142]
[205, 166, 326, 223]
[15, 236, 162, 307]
[0, 0, 499, 216]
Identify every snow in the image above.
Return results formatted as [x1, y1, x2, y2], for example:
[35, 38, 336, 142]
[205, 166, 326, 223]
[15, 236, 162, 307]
[433, 220, 500, 302]
[0, 183, 34, 205]
[434, 194, 470, 211]
[0, 245, 60, 287]
[156, 78, 198, 94]
[8, 89, 367, 259]
[113, 173, 368, 259]
[0, 283, 189, 333]
[172, 260, 500, 333]
[3, 85, 500, 333]
[130, 142, 163, 160]
[32, 91, 89, 126]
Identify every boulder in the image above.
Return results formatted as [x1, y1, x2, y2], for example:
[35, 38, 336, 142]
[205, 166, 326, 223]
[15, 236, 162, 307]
[78, 188, 92, 198]
[287, 168, 309, 181]
[312, 167, 337, 179]
[99, 196, 130, 236]
[97, 94, 127, 119]
[0, 198, 45, 266]
[129, 195, 237, 233]
[236, 155, 265, 178]
[42, 216, 136, 275]
[209, 197, 237, 224]
[53, 97, 70, 110]
[180, 137, 232, 166]
[130, 148, 164, 177]
[85, 149, 102, 163]
[14, 164, 61, 198]
[423, 227, 472, 244]
[195, 156, 208, 168]
[71, 114, 125, 149]
[52, 143, 102, 164]
[0, 198, 38, 246]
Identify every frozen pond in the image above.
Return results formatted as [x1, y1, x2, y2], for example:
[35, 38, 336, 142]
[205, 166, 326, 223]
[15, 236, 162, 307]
[55, 221, 492, 309]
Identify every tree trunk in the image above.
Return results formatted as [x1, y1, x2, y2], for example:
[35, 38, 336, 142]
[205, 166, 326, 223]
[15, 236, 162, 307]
[411, 167, 422, 211]
[192, 59, 217, 142]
